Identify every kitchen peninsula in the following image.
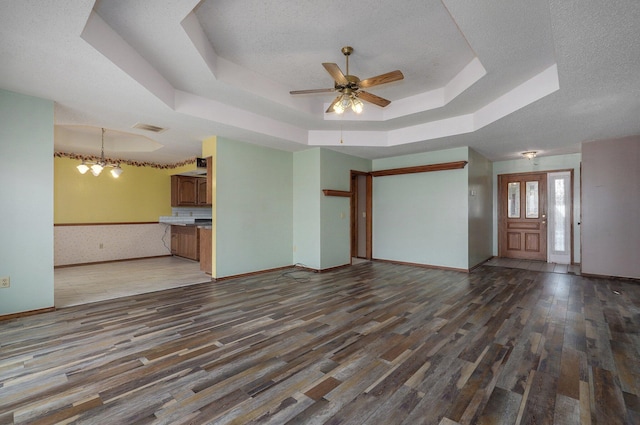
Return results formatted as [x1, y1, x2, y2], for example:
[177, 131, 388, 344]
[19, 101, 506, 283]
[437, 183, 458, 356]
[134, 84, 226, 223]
[159, 213, 212, 274]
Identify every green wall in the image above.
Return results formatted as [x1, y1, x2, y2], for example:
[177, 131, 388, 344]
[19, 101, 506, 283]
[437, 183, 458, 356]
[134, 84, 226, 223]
[468, 148, 493, 267]
[319, 149, 371, 269]
[292, 148, 371, 270]
[0, 89, 54, 315]
[293, 148, 321, 269]
[372, 147, 470, 269]
[215, 138, 293, 277]
[0, 84, 501, 316]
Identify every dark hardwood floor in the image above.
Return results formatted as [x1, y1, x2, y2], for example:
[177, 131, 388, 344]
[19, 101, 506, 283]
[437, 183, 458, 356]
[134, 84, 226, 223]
[1, 262, 638, 424]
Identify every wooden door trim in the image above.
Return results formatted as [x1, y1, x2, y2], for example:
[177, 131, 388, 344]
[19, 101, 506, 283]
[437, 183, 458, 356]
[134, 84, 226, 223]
[350, 171, 372, 260]
[370, 160, 467, 177]
[322, 189, 351, 197]
[366, 174, 372, 259]
[351, 174, 358, 259]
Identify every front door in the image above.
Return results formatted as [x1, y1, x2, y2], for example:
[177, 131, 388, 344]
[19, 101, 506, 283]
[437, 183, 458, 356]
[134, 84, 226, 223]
[498, 172, 547, 260]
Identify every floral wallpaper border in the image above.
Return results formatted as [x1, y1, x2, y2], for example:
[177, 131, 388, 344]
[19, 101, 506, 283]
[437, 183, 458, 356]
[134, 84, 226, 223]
[54, 152, 197, 169]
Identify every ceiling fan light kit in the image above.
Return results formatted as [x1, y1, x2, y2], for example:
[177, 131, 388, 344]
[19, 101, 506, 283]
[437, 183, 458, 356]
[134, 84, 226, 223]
[290, 46, 404, 114]
[76, 128, 123, 178]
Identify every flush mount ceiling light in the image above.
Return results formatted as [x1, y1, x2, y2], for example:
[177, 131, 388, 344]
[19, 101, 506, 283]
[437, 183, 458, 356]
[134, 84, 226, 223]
[521, 151, 537, 160]
[76, 128, 123, 178]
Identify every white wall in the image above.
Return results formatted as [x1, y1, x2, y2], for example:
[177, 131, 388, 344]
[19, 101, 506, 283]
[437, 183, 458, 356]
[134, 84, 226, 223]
[492, 153, 581, 262]
[581, 136, 639, 278]
[468, 148, 493, 268]
[215, 138, 293, 277]
[0, 89, 54, 315]
[372, 147, 470, 269]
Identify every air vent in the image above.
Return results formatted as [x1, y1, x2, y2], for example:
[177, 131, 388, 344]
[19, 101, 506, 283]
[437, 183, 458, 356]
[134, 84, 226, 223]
[132, 123, 167, 133]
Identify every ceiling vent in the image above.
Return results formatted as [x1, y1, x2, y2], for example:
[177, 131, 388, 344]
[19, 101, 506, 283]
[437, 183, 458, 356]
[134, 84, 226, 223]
[132, 123, 167, 133]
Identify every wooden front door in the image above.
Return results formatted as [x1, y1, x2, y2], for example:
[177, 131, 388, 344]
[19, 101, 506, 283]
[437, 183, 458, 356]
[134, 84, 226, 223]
[498, 172, 547, 261]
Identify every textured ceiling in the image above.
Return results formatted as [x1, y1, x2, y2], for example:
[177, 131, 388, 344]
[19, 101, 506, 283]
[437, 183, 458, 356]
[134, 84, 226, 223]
[0, 0, 639, 163]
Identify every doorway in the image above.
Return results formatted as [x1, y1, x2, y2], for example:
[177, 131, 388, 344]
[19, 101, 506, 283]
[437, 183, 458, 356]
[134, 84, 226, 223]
[350, 171, 372, 260]
[498, 170, 573, 263]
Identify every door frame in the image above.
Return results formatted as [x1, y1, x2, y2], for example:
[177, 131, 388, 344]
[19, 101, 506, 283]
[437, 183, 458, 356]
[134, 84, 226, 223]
[547, 169, 575, 265]
[350, 170, 372, 260]
[497, 169, 574, 263]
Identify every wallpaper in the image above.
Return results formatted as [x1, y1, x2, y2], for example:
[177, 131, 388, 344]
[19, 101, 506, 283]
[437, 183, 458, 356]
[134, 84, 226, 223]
[54, 223, 172, 266]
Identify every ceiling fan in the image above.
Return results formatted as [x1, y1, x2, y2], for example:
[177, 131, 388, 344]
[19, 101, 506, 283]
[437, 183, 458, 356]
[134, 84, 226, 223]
[290, 46, 404, 114]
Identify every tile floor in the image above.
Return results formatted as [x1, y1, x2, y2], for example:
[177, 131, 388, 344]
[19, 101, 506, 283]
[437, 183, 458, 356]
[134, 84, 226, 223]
[54, 256, 212, 308]
[484, 257, 581, 274]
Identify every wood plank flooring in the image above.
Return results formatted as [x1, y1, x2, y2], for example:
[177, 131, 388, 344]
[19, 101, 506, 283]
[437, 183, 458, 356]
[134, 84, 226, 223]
[1, 262, 639, 424]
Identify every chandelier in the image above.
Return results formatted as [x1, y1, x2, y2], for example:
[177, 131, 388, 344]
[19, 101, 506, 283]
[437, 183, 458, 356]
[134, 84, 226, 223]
[76, 128, 123, 177]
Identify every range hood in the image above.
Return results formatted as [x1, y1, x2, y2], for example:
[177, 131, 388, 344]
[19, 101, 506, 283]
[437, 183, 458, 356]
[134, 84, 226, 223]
[177, 157, 207, 176]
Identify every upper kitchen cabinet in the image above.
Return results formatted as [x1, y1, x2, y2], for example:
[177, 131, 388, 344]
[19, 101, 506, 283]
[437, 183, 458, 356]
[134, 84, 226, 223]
[171, 175, 210, 207]
[197, 178, 207, 206]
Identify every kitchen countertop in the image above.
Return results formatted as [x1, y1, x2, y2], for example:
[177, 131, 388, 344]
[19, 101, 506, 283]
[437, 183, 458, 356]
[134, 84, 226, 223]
[159, 217, 212, 228]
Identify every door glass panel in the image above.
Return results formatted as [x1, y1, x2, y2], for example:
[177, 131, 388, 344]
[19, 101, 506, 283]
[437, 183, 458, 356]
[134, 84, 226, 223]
[553, 178, 566, 252]
[508, 182, 520, 218]
[548, 172, 571, 263]
[525, 181, 539, 218]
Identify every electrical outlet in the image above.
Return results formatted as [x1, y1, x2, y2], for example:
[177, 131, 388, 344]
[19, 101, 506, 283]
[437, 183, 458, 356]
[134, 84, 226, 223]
[0, 276, 9, 288]
[99, 243, 104, 249]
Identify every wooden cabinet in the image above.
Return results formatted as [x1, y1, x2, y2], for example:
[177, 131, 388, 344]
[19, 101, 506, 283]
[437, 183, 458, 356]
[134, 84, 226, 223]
[170, 229, 178, 255]
[199, 228, 212, 274]
[171, 175, 210, 207]
[206, 156, 212, 205]
[170, 225, 200, 261]
[197, 178, 208, 206]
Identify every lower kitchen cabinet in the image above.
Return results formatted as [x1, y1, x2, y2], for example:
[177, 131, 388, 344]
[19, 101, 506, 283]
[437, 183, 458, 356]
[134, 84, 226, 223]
[199, 228, 212, 274]
[170, 226, 199, 261]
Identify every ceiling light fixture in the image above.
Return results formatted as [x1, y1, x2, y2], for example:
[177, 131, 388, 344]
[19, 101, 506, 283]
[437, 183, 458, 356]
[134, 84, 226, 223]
[521, 151, 537, 160]
[76, 128, 123, 178]
[333, 91, 364, 114]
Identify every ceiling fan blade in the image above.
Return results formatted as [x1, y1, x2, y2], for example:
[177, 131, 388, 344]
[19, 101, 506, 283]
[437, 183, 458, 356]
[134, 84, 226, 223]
[322, 63, 348, 85]
[359, 70, 404, 88]
[358, 91, 391, 107]
[290, 88, 335, 95]
[326, 96, 341, 113]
